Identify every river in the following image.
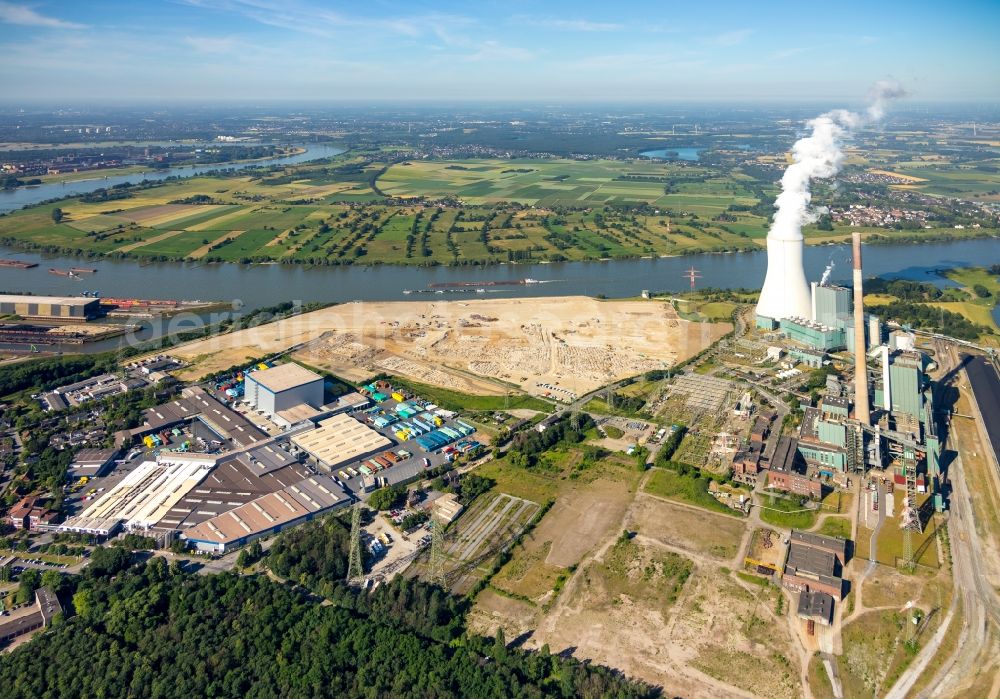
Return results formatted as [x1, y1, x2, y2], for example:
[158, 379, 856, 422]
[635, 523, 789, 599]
[2, 237, 996, 307]
[0, 143, 346, 214]
[0, 140, 997, 353]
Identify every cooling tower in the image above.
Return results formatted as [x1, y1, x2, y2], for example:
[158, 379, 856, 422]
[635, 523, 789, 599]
[755, 232, 812, 322]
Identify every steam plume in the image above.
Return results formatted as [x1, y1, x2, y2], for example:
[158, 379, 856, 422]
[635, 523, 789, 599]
[755, 81, 905, 322]
[867, 79, 907, 121]
[769, 81, 905, 244]
[820, 261, 834, 286]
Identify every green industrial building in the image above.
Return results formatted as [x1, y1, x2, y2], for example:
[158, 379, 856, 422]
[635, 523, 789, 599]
[781, 317, 847, 351]
[812, 284, 851, 329]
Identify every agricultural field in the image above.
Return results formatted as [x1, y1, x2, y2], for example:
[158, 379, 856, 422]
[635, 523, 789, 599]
[378, 158, 758, 211]
[3, 144, 996, 267]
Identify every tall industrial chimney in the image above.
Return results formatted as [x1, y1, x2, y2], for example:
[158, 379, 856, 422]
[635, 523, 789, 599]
[852, 232, 871, 424]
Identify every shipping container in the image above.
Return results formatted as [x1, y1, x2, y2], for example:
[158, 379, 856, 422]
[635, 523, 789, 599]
[391, 392, 405, 402]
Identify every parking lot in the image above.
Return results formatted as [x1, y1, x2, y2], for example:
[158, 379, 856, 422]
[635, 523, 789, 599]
[333, 393, 484, 497]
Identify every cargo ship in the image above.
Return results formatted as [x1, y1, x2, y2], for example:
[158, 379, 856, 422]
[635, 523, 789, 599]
[428, 278, 541, 289]
[0, 259, 38, 269]
[48, 268, 80, 277]
[70, 267, 97, 274]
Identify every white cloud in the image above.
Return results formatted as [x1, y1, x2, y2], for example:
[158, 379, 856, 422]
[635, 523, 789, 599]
[769, 47, 807, 61]
[184, 35, 240, 54]
[709, 28, 752, 46]
[0, 1, 86, 29]
[513, 16, 623, 32]
[463, 41, 536, 63]
[181, 0, 471, 40]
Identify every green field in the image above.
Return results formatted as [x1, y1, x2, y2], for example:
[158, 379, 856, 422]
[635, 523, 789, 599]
[643, 467, 737, 516]
[756, 493, 819, 529]
[1, 148, 996, 267]
[378, 158, 758, 211]
[377, 375, 554, 414]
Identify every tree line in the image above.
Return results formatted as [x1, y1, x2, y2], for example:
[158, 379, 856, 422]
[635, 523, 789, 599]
[0, 550, 656, 698]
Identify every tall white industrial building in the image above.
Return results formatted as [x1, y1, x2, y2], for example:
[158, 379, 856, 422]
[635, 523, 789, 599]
[245, 363, 324, 418]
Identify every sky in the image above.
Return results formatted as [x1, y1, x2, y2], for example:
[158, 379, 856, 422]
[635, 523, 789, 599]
[0, 0, 998, 104]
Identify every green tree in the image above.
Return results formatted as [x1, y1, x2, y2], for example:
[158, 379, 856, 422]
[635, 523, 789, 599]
[51, 207, 63, 223]
[40, 569, 62, 592]
[367, 486, 403, 511]
[15, 568, 40, 605]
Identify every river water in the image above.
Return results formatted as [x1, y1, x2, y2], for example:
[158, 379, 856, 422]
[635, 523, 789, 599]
[0, 141, 997, 351]
[2, 238, 996, 307]
[0, 143, 346, 214]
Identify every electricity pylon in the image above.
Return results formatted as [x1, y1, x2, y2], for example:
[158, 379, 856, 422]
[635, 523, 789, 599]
[429, 515, 446, 586]
[346, 503, 364, 584]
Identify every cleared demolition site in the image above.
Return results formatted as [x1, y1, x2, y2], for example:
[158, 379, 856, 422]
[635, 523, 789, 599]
[166, 295, 729, 398]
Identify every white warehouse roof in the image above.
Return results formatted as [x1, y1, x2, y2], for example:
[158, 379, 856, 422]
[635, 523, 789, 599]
[247, 363, 323, 393]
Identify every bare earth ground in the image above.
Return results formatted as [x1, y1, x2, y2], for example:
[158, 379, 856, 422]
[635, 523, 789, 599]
[625, 493, 745, 562]
[164, 296, 729, 392]
[466, 468, 803, 698]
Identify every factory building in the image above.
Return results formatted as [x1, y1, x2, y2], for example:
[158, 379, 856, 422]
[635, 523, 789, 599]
[782, 530, 847, 600]
[127, 386, 268, 449]
[797, 590, 835, 627]
[765, 436, 824, 499]
[291, 412, 392, 472]
[0, 294, 100, 320]
[811, 283, 851, 329]
[181, 474, 349, 554]
[780, 317, 847, 352]
[68, 448, 119, 479]
[156, 443, 312, 530]
[245, 363, 324, 418]
[60, 456, 216, 535]
[887, 352, 924, 419]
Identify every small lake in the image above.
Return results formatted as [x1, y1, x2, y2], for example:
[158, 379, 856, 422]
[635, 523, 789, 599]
[639, 147, 703, 161]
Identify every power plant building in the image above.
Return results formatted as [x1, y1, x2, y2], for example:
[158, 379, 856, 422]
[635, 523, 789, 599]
[812, 284, 851, 329]
[0, 294, 100, 320]
[245, 363, 324, 418]
[780, 317, 846, 351]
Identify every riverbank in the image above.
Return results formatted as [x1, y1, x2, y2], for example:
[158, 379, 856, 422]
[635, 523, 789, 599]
[0, 223, 993, 269]
[1, 238, 997, 316]
[4, 146, 310, 188]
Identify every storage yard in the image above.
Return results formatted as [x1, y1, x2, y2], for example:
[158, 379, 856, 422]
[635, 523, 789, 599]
[163, 296, 729, 397]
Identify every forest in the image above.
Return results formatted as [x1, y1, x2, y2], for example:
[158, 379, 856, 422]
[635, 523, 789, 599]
[0, 553, 656, 698]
